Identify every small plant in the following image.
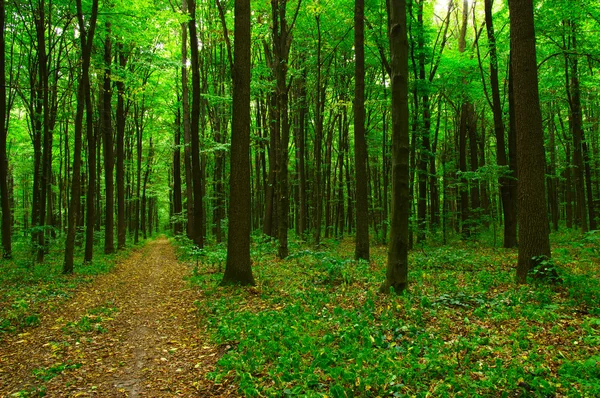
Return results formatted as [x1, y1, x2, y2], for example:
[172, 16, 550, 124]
[32, 362, 82, 382]
[531, 255, 562, 284]
[63, 304, 116, 335]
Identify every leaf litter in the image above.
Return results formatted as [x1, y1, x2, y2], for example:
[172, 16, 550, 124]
[0, 238, 228, 397]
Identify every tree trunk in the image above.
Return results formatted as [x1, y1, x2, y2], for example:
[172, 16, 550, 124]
[566, 27, 587, 233]
[296, 75, 308, 237]
[485, 0, 517, 247]
[65, 0, 99, 274]
[35, 1, 51, 263]
[84, 74, 96, 262]
[103, 22, 115, 254]
[181, 0, 193, 239]
[173, 106, 183, 235]
[0, 0, 11, 259]
[354, 0, 370, 260]
[222, 0, 255, 285]
[548, 112, 559, 231]
[188, 0, 205, 248]
[313, 15, 324, 246]
[380, 0, 409, 294]
[116, 45, 127, 249]
[582, 135, 596, 230]
[509, 0, 552, 283]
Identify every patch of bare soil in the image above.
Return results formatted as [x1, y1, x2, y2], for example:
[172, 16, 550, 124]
[0, 238, 232, 397]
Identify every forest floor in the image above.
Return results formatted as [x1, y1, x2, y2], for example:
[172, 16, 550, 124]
[1, 231, 599, 397]
[0, 237, 229, 397]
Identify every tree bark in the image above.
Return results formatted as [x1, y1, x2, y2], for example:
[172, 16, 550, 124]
[509, 0, 552, 283]
[35, 0, 51, 263]
[65, 0, 99, 274]
[173, 105, 183, 235]
[485, 0, 517, 247]
[116, 45, 127, 249]
[102, 22, 115, 254]
[354, 0, 370, 260]
[222, 0, 255, 285]
[188, 0, 204, 248]
[380, 0, 409, 294]
[0, 0, 11, 259]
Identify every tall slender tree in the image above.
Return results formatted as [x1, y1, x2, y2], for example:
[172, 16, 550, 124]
[103, 22, 115, 254]
[354, 0, 370, 261]
[484, 0, 517, 248]
[64, 0, 99, 273]
[380, 0, 409, 294]
[116, 45, 127, 249]
[188, 0, 205, 248]
[0, 0, 11, 259]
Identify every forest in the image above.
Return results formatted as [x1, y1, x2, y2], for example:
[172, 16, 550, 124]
[0, 0, 599, 396]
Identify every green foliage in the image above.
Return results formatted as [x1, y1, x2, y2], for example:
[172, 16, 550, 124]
[559, 357, 600, 395]
[184, 233, 599, 396]
[0, 238, 131, 335]
[32, 362, 82, 382]
[62, 304, 117, 335]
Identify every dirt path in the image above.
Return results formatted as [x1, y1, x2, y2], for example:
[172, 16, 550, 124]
[0, 238, 228, 397]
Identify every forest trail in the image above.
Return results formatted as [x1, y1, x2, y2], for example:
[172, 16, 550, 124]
[0, 238, 225, 397]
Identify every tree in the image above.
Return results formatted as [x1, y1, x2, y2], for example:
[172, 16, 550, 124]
[354, 0, 370, 261]
[484, 0, 517, 248]
[0, 0, 11, 259]
[222, 0, 254, 286]
[103, 22, 115, 254]
[188, 0, 205, 248]
[508, 0, 552, 283]
[268, 0, 301, 259]
[116, 44, 128, 250]
[380, 0, 409, 294]
[64, 0, 99, 274]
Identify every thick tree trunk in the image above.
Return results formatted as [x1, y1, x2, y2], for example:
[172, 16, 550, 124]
[506, 61, 518, 244]
[223, 0, 255, 285]
[509, 0, 552, 283]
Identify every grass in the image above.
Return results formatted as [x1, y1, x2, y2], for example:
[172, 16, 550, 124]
[0, 234, 137, 337]
[175, 230, 600, 397]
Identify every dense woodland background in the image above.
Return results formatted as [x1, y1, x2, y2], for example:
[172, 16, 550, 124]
[0, 0, 599, 275]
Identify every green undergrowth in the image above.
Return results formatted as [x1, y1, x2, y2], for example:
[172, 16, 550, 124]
[174, 231, 600, 397]
[0, 236, 138, 336]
